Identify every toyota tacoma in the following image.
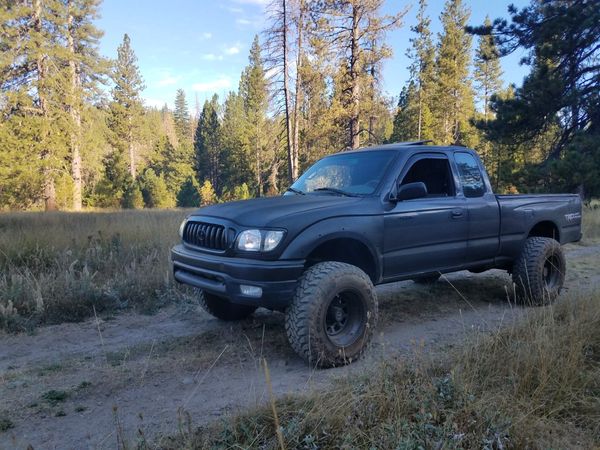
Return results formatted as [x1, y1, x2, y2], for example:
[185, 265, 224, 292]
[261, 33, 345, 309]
[171, 142, 582, 367]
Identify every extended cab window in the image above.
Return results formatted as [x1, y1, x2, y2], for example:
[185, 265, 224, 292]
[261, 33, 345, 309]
[400, 157, 455, 197]
[455, 152, 486, 197]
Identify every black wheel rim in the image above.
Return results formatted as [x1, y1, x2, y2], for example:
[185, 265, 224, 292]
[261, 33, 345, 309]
[324, 290, 366, 347]
[543, 254, 561, 290]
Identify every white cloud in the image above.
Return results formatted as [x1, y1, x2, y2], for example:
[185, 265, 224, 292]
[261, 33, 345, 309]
[199, 32, 213, 40]
[224, 45, 240, 55]
[156, 75, 181, 87]
[236, 18, 252, 25]
[227, 6, 244, 13]
[202, 53, 224, 61]
[192, 77, 232, 92]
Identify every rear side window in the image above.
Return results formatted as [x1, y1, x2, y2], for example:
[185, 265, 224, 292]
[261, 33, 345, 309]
[455, 152, 486, 198]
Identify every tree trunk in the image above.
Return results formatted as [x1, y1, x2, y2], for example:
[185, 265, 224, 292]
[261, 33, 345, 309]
[128, 116, 136, 179]
[34, 0, 56, 211]
[255, 123, 262, 197]
[282, 0, 294, 184]
[349, 4, 361, 149]
[368, 53, 376, 144]
[291, 0, 304, 180]
[67, 2, 83, 211]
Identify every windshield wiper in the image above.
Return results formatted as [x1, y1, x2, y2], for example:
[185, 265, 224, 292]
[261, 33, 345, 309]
[286, 187, 305, 195]
[313, 187, 359, 197]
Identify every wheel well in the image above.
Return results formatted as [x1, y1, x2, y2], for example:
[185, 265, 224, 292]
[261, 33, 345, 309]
[528, 221, 560, 242]
[305, 238, 378, 283]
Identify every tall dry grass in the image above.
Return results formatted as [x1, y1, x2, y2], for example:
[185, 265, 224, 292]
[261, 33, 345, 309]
[583, 204, 600, 241]
[157, 292, 600, 449]
[0, 209, 192, 331]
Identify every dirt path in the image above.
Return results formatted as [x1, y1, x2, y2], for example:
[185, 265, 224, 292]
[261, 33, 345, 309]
[1, 243, 599, 450]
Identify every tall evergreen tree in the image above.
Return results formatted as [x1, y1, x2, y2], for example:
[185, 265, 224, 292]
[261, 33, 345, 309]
[0, 0, 70, 210]
[108, 33, 145, 179]
[317, 0, 405, 149]
[173, 88, 190, 145]
[64, 0, 107, 210]
[220, 91, 253, 189]
[239, 36, 269, 195]
[473, 16, 503, 122]
[434, 0, 476, 146]
[392, 0, 435, 142]
[471, 0, 600, 198]
[194, 95, 222, 192]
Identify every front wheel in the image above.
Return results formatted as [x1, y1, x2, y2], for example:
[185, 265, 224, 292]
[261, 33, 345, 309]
[285, 262, 378, 368]
[199, 291, 257, 321]
[512, 237, 566, 305]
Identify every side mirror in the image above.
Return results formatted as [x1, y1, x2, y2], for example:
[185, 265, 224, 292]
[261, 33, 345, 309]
[395, 182, 428, 201]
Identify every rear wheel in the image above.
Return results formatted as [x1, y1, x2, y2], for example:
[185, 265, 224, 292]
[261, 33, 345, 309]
[512, 237, 566, 305]
[285, 262, 377, 368]
[199, 291, 256, 321]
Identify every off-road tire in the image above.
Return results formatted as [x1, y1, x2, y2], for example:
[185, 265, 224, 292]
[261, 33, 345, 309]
[199, 291, 257, 321]
[512, 237, 566, 305]
[413, 274, 441, 284]
[285, 262, 378, 368]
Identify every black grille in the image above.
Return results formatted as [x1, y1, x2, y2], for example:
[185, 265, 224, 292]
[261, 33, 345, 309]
[183, 221, 229, 250]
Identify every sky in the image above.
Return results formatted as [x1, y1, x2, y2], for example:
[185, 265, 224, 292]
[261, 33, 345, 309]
[96, 0, 531, 110]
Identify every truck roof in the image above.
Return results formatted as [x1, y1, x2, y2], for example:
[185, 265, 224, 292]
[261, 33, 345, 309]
[333, 141, 474, 156]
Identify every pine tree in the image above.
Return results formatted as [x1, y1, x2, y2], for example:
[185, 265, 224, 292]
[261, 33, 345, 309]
[434, 0, 476, 146]
[199, 180, 217, 206]
[194, 95, 222, 192]
[390, 84, 419, 142]
[220, 91, 253, 190]
[140, 168, 175, 208]
[65, 0, 107, 210]
[173, 88, 190, 145]
[108, 33, 145, 179]
[472, 1, 600, 198]
[473, 16, 503, 122]
[176, 177, 201, 207]
[398, 0, 435, 141]
[0, 0, 70, 210]
[317, 0, 405, 149]
[239, 36, 269, 195]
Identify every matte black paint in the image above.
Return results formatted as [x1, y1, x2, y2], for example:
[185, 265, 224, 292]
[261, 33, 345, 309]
[171, 144, 582, 309]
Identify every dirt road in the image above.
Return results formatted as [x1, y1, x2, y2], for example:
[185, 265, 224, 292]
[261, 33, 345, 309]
[1, 243, 598, 450]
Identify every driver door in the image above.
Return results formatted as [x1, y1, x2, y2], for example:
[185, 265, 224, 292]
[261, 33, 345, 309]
[382, 153, 468, 280]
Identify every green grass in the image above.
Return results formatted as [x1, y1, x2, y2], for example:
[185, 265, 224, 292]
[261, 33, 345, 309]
[0, 209, 193, 332]
[41, 389, 69, 406]
[157, 292, 600, 450]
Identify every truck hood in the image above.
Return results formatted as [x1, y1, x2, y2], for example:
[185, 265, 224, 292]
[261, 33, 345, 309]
[190, 194, 365, 228]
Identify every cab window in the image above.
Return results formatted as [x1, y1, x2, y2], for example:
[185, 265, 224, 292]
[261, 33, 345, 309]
[454, 152, 486, 198]
[400, 157, 455, 198]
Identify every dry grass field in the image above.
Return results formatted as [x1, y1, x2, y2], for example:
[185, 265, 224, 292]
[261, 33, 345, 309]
[160, 293, 600, 450]
[0, 207, 598, 449]
[0, 209, 191, 331]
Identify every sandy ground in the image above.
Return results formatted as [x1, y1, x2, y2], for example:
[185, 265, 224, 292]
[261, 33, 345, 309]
[1, 243, 599, 450]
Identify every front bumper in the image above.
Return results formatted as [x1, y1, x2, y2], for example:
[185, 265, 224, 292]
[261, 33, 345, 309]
[171, 244, 304, 310]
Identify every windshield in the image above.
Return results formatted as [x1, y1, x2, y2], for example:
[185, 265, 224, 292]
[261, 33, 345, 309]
[287, 150, 397, 196]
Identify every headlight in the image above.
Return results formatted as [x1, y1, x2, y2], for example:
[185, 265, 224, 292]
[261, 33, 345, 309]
[263, 230, 284, 251]
[237, 229, 285, 252]
[178, 218, 188, 238]
[237, 229, 262, 251]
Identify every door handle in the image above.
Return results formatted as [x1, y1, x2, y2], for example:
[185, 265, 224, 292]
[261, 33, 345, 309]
[451, 209, 464, 218]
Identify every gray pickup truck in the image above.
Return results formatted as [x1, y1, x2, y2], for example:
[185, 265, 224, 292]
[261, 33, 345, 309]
[172, 142, 582, 367]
